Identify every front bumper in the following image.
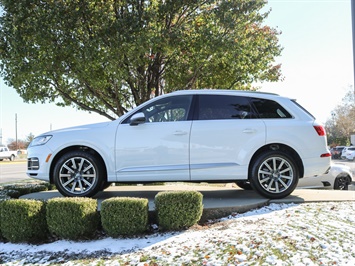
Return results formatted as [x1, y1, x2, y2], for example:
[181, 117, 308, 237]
[26, 145, 53, 181]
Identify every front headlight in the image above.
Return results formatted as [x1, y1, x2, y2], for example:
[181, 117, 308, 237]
[29, 135, 52, 147]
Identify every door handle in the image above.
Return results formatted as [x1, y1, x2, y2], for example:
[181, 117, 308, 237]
[174, 131, 188, 136]
[242, 129, 256, 134]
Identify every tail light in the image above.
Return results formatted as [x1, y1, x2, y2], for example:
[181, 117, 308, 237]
[313, 125, 331, 157]
[313, 125, 326, 136]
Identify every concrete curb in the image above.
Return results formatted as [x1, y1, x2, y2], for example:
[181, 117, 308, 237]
[20, 185, 355, 222]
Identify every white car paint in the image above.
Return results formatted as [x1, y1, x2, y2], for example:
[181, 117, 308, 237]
[298, 163, 353, 189]
[27, 90, 331, 199]
[346, 150, 355, 161]
[344, 147, 355, 161]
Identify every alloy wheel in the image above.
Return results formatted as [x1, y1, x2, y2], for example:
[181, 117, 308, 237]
[58, 156, 97, 195]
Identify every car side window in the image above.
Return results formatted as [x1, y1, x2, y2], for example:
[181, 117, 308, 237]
[196, 95, 253, 120]
[250, 98, 292, 118]
[124, 95, 193, 123]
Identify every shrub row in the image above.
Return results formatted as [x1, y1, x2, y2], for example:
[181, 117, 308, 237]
[0, 190, 203, 243]
[0, 182, 54, 200]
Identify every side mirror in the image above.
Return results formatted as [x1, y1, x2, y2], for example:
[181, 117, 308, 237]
[130, 112, 146, 126]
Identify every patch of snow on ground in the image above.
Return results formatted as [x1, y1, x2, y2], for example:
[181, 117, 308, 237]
[1, 202, 355, 265]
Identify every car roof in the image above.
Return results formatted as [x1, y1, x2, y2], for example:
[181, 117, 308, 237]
[168, 89, 283, 99]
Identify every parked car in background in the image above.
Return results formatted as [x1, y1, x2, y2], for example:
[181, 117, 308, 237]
[345, 147, 355, 161]
[297, 163, 353, 190]
[237, 163, 353, 191]
[27, 90, 331, 199]
[0, 145, 17, 161]
[331, 146, 345, 159]
[341, 147, 350, 160]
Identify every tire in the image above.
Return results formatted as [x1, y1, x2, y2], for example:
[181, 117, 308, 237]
[100, 181, 111, 190]
[235, 181, 253, 190]
[9, 155, 15, 161]
[249, 150, 299, 199]
[53, 150, 104, 197]
[334, 175, 351, 190]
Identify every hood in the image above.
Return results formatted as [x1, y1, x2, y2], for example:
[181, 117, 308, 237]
[40, 121, 111, 135]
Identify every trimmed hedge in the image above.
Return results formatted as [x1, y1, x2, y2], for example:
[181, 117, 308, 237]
[1, 182, 53, 199]
[155, 191, 203, 230]
[101, 197, 148, 236]
[0, 190, 205, 243]
[0, 200, 4, 239]
[46, 197, 99, 240]
[0, 199, 47, 242]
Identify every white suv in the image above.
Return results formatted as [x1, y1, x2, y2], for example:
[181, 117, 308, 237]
[27, 90, 331, 199]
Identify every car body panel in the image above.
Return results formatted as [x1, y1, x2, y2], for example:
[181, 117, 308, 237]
[341, 147, 349, 160]
[342, 146, 355, 161]
[189, 119, 266, 180]
[298, 163, 353, 189]
[262, 119, 329, 177]
[26, 90, 331, 198]
[115, 121, 192, 181]
[346, 149, 355, 161]
[27, 122, 118, 182]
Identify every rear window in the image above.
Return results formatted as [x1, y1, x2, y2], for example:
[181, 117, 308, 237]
[250, 98, 292, 119]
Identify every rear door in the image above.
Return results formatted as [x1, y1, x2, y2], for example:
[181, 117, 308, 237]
[189, 94, 266, 181]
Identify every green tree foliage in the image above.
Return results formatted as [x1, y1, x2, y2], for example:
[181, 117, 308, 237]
[326, 87, 355, 146]
[0, 0, 282, 120]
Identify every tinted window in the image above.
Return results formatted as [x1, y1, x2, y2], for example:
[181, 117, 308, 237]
[124, 95, 193, 123]
[196, 95, 254, 120]
[250, 98, 292, 119]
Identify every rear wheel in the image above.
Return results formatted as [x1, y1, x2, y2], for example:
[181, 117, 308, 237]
[53, 150, 104, 197]
[235, 181, 253, 190]
[250, 150, 299, 199]
[334, 175, 351, 190]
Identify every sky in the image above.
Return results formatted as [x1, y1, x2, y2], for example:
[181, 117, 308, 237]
[0, 0, 353, 144]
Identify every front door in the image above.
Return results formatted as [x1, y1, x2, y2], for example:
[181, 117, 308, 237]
[115, 95, 193, 182]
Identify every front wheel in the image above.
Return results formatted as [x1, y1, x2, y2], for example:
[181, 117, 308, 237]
[250, 151, 299, 199]
[53, 150, 104, 197]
